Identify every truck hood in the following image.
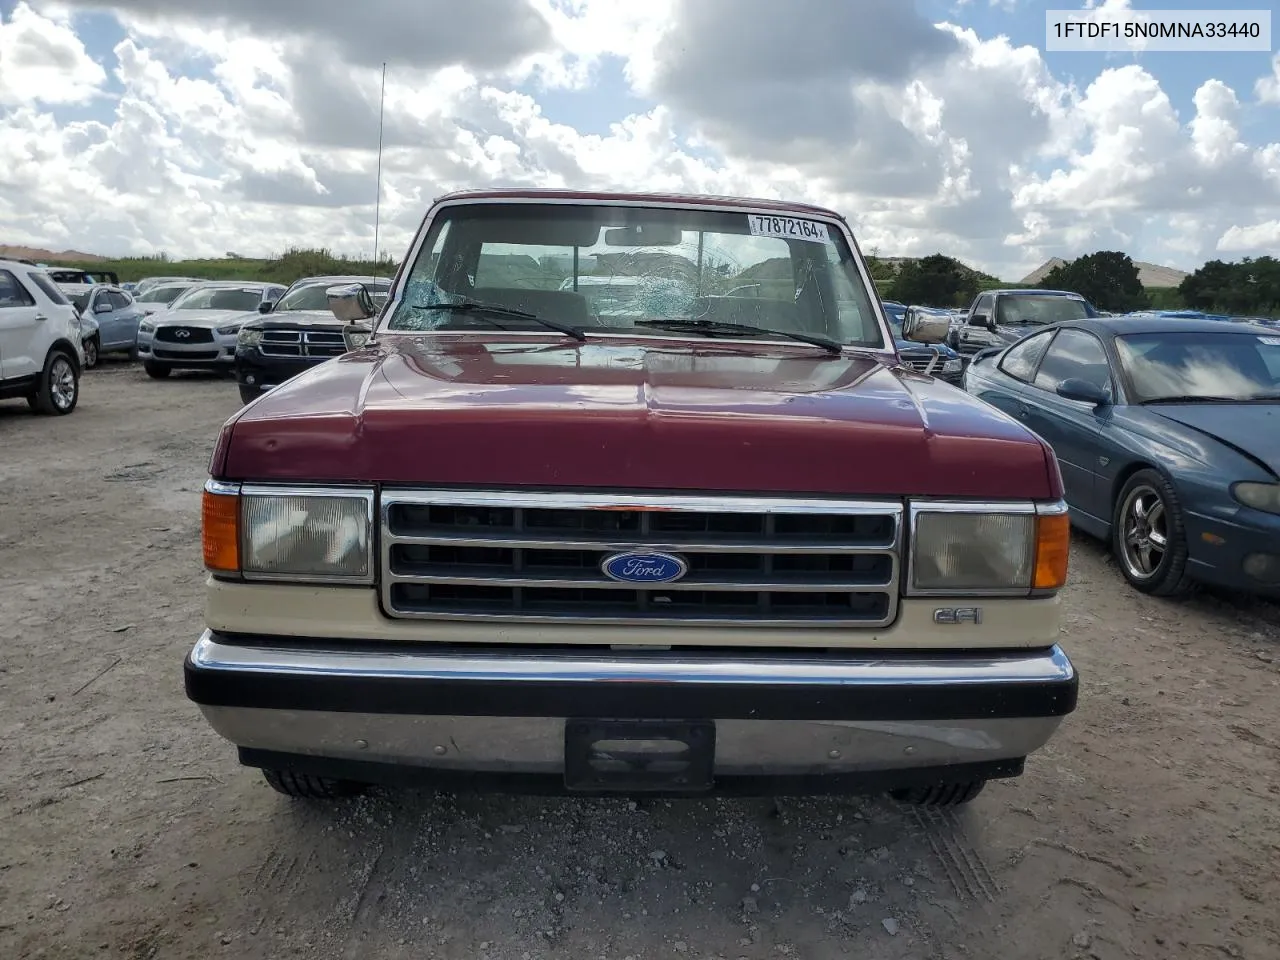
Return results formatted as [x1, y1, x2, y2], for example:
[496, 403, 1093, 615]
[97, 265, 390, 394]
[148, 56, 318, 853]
[219, 335, 1060, 498]
[153, 309, 255, 329]
[1150, 404, 1280, 476]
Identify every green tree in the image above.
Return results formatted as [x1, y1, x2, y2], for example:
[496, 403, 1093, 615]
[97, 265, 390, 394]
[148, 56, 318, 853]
[1038, 251, 1149, 313]
[887, 254, 979, 307]
[1180, 256, 1280, 315]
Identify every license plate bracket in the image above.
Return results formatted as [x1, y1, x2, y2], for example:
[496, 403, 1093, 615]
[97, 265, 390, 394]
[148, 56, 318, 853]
[563, 720, 716, 793]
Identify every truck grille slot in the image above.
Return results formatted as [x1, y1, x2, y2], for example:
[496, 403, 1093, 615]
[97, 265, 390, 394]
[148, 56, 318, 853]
[260, 330, 348, 358]
[380, 491, 902, 627]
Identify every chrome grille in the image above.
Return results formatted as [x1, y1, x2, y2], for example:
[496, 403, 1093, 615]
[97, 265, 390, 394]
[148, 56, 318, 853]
[380, 490, 903, 627]
[901, 353, 938, 373]
[260, 329, 347, 358]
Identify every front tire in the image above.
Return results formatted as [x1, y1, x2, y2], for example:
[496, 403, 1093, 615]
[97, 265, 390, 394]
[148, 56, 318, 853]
[143, 361, 171, 379]
[30, 350, 79, 415]
[890, 780, 986, 807]
[261, 769, 368, 800]
[83, 337, 99, 369]
[1112, 469, 1193, 597]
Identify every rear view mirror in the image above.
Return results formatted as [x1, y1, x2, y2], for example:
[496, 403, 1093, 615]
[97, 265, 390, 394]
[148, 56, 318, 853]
[1056, 378, 1110, 406]
[343, 323, 373, 351]
[602, 223, 683, 246]
[328, 283, 376, 323]
[902, 309, 950, 344]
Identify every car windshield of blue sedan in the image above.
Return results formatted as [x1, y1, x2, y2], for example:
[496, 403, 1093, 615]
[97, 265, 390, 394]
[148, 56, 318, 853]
[173, 287, 264, 312]
[1116, 331, 1280, 402]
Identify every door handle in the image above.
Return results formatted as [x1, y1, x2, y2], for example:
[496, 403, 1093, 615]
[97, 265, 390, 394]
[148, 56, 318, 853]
[34, 314, 48, 322]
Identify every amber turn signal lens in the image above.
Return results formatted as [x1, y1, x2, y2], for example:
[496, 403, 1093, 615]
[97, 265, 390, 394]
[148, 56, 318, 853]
[1033, 510, 1070, 590]
[202, 488, 240, 573]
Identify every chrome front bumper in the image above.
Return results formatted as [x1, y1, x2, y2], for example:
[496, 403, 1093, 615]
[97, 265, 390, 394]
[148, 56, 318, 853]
[186, 631, 1077, 790]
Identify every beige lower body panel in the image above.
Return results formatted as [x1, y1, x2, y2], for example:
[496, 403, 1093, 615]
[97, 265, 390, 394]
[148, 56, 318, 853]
[205, 578, 1059, 650]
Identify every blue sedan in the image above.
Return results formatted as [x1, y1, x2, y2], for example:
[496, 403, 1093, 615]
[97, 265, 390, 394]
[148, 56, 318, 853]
[963, 316, 1280, 599]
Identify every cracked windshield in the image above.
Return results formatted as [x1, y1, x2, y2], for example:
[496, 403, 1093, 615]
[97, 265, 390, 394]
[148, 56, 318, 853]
[389, 205, 885, 348]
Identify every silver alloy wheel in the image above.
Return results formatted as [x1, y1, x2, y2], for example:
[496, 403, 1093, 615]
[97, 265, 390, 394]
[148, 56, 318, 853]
[1119, 483, 1167, 580]
[84, 338, 98, 367]
[50, 356, 76, 410]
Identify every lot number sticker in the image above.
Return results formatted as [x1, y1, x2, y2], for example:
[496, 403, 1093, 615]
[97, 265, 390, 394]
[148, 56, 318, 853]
[748, 214, 831, 243]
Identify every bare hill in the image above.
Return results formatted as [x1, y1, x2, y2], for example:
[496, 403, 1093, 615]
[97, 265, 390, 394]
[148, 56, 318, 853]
[1020, 256, 1188, 289]
[0, 244, 107, 263]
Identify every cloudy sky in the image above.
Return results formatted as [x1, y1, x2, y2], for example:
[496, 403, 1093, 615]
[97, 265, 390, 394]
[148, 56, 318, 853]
[1, 0, 1279, 279]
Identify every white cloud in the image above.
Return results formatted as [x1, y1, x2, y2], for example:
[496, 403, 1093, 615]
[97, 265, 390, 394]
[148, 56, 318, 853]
[0, 1, 106, 105]
[1, 0, 1278, 281]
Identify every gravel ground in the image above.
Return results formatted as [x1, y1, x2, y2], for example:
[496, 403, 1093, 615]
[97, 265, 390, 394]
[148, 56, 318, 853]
[2, 360, 1279, 960]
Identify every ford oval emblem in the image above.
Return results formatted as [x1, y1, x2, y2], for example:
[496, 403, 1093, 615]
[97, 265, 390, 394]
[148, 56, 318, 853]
[601, 551, 688, 584]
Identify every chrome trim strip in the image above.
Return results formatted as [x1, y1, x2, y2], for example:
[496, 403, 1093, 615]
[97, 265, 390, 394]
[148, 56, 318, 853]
[380, 489, 903, 627]
[388, 533, 894, 554]
[190, 630, 1074, 686]
[382, 489, 903, 515]
[387, 572, 893, 593]
[204, 478, 241, 497]
[238, 484, 377, 586]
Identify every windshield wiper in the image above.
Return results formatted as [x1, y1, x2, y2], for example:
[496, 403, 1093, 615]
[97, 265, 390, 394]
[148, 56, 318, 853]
[633, 318, 843, 355]
[1140, 395, 1243, 404]
[414, 300, 586, 341]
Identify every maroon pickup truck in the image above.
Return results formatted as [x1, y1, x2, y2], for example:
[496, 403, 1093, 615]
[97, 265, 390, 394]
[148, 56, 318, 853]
[186, 188, 1076, 806]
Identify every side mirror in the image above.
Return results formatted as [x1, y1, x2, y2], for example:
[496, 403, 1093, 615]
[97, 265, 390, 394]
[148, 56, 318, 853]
[343, 322, 374, 351]
[1056, 378, 1110, 406]
[258, 300, 275, 314]
[970, 312, 992, 328]
[901, 309, 950, 345]
[94, 301, 111, 314]
[328, 283, 376, 323]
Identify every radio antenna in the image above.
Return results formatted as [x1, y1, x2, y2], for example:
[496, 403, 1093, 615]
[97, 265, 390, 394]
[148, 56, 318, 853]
[372, 61, 387, 276]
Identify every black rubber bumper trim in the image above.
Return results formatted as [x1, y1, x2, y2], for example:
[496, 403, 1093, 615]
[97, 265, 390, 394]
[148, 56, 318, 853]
[238, 748, 1026, 797]
[185, 638, 1078, 723]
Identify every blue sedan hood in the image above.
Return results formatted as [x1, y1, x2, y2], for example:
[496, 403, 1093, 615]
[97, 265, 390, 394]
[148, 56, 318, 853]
[1151, 405, 1280, 475]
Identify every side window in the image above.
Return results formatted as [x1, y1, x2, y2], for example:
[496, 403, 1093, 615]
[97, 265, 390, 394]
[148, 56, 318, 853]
[972, 294, 992, 317]
[998, 331, 1054, 382]
[1033, 329, 1112, 395]
[110, 291, 132, 309]
[27, 272, 70, 306]
[0, 270, 36, 308]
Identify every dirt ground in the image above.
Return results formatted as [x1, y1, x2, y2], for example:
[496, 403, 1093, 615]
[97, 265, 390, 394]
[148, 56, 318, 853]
[1, 359, 1278, 960]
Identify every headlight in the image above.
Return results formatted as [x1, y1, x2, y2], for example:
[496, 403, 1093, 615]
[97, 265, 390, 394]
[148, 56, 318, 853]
[202, 482, 374, 582]
[139, 321, 155, 334]
[942, 358, 962, 374]
[1232, 482, 1280, 515]
[238, 328, 263, 347]
[215, 323, 241, 336]
[909, 501, 1069, 594]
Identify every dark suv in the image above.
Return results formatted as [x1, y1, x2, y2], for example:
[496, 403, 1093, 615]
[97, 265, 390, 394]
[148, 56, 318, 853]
[951, 289, 1099, 361]
[233, 275, 389, 405]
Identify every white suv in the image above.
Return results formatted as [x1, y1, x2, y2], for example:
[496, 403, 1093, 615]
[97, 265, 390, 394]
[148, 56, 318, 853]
[0, 259, 86, 415]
